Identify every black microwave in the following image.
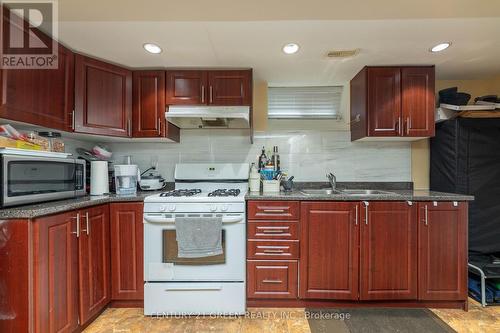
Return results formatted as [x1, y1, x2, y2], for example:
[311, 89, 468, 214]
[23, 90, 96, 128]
[1, 154, 86, 207]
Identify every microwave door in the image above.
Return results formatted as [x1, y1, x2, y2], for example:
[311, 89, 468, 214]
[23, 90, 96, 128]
[2, 155, 83, 207]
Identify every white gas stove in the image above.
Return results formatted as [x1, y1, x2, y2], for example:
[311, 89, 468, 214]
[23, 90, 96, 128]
[143, 163, 249, 316]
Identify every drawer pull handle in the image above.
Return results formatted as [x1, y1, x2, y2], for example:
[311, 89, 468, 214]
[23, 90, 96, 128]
[261, 229, 286, 234]
[262, 279, 282, 284]
[262, 249, 285, 254]
[262, 209, 286, 213]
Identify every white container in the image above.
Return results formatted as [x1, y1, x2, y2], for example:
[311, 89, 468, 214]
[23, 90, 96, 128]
[114, 164, 139, 196]
[249, 178, 260, 192]
[90, 161, 109, 195]
[262, 180, 280, 193]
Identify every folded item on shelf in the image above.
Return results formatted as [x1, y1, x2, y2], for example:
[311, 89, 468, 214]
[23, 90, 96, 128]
[475, 95, 499, 103]
[438, 87, 471, 106]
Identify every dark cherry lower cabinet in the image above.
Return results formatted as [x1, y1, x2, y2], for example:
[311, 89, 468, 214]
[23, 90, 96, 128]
[78, 205, 111, 326]
[110, 203, 144, 301]
[418, 202, 468, 300]
[248, 200, 467, 309]
[360, 201, 418, 300]
[300, 202, 359, 300]
[32, 211, 80, 333]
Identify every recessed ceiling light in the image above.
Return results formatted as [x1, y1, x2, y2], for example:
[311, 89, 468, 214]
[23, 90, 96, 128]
[430, 42, 451, 53]
[282, 43, 300, 54]
[143, 43, 162, 54]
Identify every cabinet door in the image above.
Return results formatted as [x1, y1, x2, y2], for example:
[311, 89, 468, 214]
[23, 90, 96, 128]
[401, 67, 435, 137]
[300, 202, 359, 300]
[360, 201, 417, 300]
[165, 70, 207, 105]
[78, 205, 110, 325]
[208, 70, 252, 106]
[0, 45, 74, 131]
[132, 71, 165, 137]
[418, 202, 467, 300]
[33, 211, 79, 333]
[74, 54, 132, 137]
[110, 203, 144, 300]
[367, 67, 401, 137]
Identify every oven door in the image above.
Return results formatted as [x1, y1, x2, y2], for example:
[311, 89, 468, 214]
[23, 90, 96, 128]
[144, 213, 246, 282]
[1, 154, 85, 207]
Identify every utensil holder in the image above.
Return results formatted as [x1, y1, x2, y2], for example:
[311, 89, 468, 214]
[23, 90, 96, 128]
[262, 180, 280, 193]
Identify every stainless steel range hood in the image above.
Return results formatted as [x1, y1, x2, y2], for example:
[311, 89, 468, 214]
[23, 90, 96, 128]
[166, 106, 250, 129]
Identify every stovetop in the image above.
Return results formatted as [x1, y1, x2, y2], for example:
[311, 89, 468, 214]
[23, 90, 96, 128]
[144, 188, 247, 204]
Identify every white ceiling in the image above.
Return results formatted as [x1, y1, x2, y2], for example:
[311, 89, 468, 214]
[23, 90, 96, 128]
[55, 1, 500, 85]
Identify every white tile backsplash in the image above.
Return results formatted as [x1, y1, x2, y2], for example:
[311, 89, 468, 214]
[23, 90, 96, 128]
[106, 129, 411, 182]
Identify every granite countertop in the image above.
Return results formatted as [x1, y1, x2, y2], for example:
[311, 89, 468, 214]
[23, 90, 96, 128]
[0, 182, 474, 220]
[245, 189, 474, 202]
[0, 191, 163, 219]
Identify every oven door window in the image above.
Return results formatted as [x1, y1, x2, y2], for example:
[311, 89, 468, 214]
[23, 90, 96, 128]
[7, 161, 76, 196]
[163, 230, 226, 265]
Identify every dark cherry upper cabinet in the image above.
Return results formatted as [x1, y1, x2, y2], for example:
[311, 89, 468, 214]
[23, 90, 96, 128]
[208, 70, 252, 106]
[74, 54, 132, 137]
[32, 211, 80, 333]
[350, 66, 435, 141]
[360, 201, 418, 300]
[110, 202, 144, 301]
[401, 67, 435, 137]
[300, 202, 359, 300]
[132, 71, 180, 141]
[0, 45, 74, 131]
[166, 69, 252, 106]
[418, 202, 468, 301]
[165, 70, 207, 105]
[78, 205, 111, 326]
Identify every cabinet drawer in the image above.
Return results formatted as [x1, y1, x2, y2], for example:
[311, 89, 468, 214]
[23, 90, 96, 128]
[248, 222, 298, 240]
[248, 201, 299, 220]
[247, 240, 299, 260]
[247, 260, 298, 299]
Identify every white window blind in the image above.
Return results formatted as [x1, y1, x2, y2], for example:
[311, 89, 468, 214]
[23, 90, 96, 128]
[268, 86, 343, 119]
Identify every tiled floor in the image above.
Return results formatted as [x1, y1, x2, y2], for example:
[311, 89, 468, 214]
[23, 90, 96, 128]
[83, 299, 500, 333]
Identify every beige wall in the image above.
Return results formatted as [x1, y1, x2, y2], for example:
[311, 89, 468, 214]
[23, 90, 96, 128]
[411, 74, 500, 189]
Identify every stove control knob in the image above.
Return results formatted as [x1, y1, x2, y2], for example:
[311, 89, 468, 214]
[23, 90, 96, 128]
[209, 205, 217, 212]
[221, 205, 228, 212]
[159, 205, 167, 212]
[168, 205, 176, 212]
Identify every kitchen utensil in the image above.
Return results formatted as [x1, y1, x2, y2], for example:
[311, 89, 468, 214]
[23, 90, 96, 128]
[281, 176, 294, 192]
[262, 179, 280, 193]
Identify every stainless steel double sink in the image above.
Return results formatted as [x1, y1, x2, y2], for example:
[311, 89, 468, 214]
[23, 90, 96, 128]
[299, 188, 399, 196]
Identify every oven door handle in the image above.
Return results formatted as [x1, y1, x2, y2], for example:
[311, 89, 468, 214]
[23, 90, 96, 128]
[164, 285, 222, 291]
[143, 215, 245, 224]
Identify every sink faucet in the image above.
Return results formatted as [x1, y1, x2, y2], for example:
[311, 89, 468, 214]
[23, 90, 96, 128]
[327, 172, 337, 191]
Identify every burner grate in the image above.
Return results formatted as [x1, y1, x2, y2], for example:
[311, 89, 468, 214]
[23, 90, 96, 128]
[208, 189, 241, 197]
[160, 189, 202, 197]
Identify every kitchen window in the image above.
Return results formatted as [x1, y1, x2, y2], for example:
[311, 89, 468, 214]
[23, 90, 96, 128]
[268, 86, 343, 119]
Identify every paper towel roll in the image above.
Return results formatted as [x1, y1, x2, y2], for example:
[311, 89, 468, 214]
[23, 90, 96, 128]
[90, 161, 109, 196]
